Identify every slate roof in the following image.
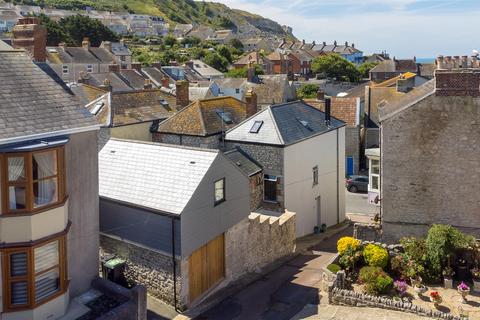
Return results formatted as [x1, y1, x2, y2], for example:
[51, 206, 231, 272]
[110, 42, 131, 56]
[82, 72, 134, 92]
[189, 86, 213, 101]
[224, 147, 262, 177]
[370, 59, 418, 73]
[142, 66, 167, 87]
[226, 100, 345, 146]
[46, 46, 116, 64]
[99, 139, 219, 214]
[191, 59, 223, 79]
[161, 66, 205, 82]
[117, 69, 148, 90]
[157, 96, 246, 136]
[0, 51, 97, 142]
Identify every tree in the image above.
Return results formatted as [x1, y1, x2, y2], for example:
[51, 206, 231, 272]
[181, 36, 201, 46]
[58, 15, 118, 47]
[228, 38, 244, 51]
[311, 54, 360, 82]
[226, 64, 264, 78]
[357, 62, 378, 79]
[297, 84, 319, 99]
[164, 35, 178, 47]
[35, 13, 72, 46]
[204, 52, 228, 72]
[217, 45, 232, 63]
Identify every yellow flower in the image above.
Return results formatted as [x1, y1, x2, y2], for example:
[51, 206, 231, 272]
[337, 237, 361, 254]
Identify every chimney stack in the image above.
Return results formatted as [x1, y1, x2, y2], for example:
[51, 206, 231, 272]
[345, 41, 348, 46]
[247, 61, 255, 82]
[12, 17, 47, 62]
[82, 37, 90, 50]
[131, 62, 142, 72]
[161, 76, 170, 88]
[108, 63, 120, 72]
[245, 88, 258, 117]
[316, 88, 325, 101]
[100, 78, 112, 92]
[101, 41, 112, 53]
[175, 80, 189, 110]
[144, 79, 153, 90]
[324, 97, 331, 126]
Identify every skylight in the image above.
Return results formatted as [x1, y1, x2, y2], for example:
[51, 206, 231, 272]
[216, 110, 233, 124]
[297, 118, 313, 131]
[249, 120, 264, 133]
[90, 102, 105, 115]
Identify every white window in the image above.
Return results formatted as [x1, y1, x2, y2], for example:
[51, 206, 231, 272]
[214, 178, 225, 205]
[62, 65, 68, 74]
[86, 65, 93, 73]
[369, 159, 380, 192]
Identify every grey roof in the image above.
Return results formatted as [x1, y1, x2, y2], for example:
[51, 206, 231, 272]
[110, 42, 131, 56]
[224, 148, 262, 176]
[83, 72, 134, 92]
[226, 101, 345, 146]
[99, 139, 219, 215]
[46, 46, 116, 64]
[191, 59, 224, 78]
[0, 39, 13, 50]
[0, 51, 98, 142]
[117, 69, 148, 90]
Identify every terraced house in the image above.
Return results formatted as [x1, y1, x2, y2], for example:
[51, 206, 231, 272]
[0, 50, 99, 319]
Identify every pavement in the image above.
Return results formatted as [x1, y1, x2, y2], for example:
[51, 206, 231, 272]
[148, 295, 179, 320]
[194, 226, 353, 320]
[345, 189, 378, 216]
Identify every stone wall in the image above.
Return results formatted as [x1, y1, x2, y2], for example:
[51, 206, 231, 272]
[153, 133, 222, 150]
[353, 223, 383, 242]
[249, 172, 264, 211]
[226, 142, 284, 174]
[381, 94, 480, 243]
[99, 235, 182, 306]
[225, 211, 296, 282]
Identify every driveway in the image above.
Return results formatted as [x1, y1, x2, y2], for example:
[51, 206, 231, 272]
[196, 227, 353, 320]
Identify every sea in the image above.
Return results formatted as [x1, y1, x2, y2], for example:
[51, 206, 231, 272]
[416, 58, 435, 64]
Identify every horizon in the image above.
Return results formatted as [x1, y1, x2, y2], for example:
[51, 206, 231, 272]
[205, 0, 479, 58]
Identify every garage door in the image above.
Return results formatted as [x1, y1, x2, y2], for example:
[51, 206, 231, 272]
[188, 234, 225, 302]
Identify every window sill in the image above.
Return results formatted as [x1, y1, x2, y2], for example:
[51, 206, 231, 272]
[214, 199, 225, 207]
[263, 200, 279, 204]
[1, 196, 69, 217]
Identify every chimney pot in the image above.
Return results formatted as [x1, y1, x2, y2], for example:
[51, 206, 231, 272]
[245, 88, 258, 117]
[323, 41, 326, 46]
[161, 76, 170, 88]
[247, 61, 255, 82]
[175, 80, 189, 110]
[345, 41, 348, 46]
[316, 89, 325, 101]
[334, 40, 337, 46]
[144, 79, 153, 90]
[352, 43, 355, 48]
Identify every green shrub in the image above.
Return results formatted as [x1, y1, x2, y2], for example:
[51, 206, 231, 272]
[327, 263, 341, 274]
[339, 246, 363, 271]
[363, 244, 389, 269]
[359, 266, 393, 295]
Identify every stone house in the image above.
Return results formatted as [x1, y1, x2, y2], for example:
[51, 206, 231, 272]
[378, 55, 480, 242]
[226, 100, 346, 237]
[266, 52, 291, 74]
[311, 41, 363, 64]
[233, 51, 273, 74]
[369, 57, 418, 82]
[305, 96, 361, 175]
[153, 95, 257, 150]
[0, 50, 100, 319]
[240, 38, 273, 53]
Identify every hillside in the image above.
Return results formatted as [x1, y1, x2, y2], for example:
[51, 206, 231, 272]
[9, 0, 294, 39]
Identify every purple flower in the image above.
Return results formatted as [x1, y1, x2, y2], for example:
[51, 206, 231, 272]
[457, 282, 470, 291]
[394, 280, 408, 294]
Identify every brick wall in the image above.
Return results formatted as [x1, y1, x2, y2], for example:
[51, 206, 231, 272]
[381, 94, 480, 242]
[435, 69, 480, 96]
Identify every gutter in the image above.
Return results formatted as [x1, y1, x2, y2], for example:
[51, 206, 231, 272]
[0, 125, 100, 146]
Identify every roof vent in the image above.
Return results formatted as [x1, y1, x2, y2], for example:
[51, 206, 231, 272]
[296, 118, 313, 131]
[190, 161, 196, 165]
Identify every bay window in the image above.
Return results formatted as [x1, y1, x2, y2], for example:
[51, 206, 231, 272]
[2, 146, 66, 214]
[3, 236, 67, 311]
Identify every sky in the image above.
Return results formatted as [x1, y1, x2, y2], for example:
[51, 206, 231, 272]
[205, 0, 480, 58]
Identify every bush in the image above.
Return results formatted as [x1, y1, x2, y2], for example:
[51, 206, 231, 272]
[337, 237, 361, 255]
[327, 263, 341, 274]
[339, 246, 363, 271]
[363, 244, 389, 269]
[297, 84, 319, 99]
[359, 266, 393, 295]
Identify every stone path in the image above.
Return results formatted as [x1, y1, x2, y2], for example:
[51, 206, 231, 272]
[291, 304, 427, 320]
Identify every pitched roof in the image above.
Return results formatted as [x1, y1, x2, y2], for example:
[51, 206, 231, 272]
[46, 46, 116, 64]
[224, 147, 262, 177]
[70, 83, 108, 106]
[234, 51, 267, 66]
[0, 39, 13, 50]
[161, 66, 205, 82]
[226, 100, 345, 146]
[247, 74, 295, 106]
[99, 139, 219, 215]
[82, 72, 134, 92]
[304, 97, 359, 127]
[117, 69, 148, 90]
[190, 59, 223, 78]
[370, 59, 417, 73]
[157, 96, 246, 136]
[189, 86, 214, 101]
[0, 51, 97, 142]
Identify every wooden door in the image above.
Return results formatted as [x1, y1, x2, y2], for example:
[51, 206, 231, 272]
[188, 234, 225, 302]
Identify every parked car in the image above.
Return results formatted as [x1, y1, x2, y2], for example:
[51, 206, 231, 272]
[346, 175, 369, 193]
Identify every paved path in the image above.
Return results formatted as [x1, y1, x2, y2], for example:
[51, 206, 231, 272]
[291, 304, 426, 320]
[196, 227, 353, 320]
[147, 295, 178, 320]
[345, 189, 378, 216]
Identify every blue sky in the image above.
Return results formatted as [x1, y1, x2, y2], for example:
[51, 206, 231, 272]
[206, 0, 480, 58]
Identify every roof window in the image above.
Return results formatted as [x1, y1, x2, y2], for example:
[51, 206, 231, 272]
[216, 110, 233, 124]
[249, 120, 263, 133]
[297, 118, 313, 131]
[91, 101, 105, 115]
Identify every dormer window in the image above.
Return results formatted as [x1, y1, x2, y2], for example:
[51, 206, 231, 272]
[249, 120, 263, 133]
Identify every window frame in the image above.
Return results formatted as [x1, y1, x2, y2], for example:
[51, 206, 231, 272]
[1, 146, 66, 215]
[369, 159, 380, 192]
[2, 235, 68, 312]
[312, 166, 318, 186]
[86, 64, 93, 73]
[263, 174, 278, 203]
[62, 65, 69, 74]
[214, 178, 226, 206]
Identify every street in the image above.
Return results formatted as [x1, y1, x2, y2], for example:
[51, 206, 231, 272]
[345, 189, 379, 216]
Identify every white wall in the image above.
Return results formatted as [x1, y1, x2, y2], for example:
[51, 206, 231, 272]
[284, 127, 346, 237]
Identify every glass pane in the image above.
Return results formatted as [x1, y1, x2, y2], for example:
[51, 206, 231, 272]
[8, 157, 25, 181]
[35, 268, 59, 303]
[10, 252, 28, 276]
[8, 186, 26, 210]
[33, 150, 57, 180]
[215, 180, 224, 202]
[371, 160, 380, 174]
[264, 179, 277, 202]
[372, 176, 379, 190]
[11, 281, 28, 305]
[33, 178, 58, 208]
[35, 241, 59, 273]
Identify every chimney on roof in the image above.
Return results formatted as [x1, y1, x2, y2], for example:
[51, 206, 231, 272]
[324, 97, 331, 126]
[352, 43, 355, 48]
[247, 61, 255, 82]
[131, 62, 142, 72]
[396, 76, 415, 93]
[345, 41, 348, 46]
[100, 78, 112, 92]
[108, 63, 120, 72]
[312, 40, 316, 47]
[323, 41, 326, 46]
[435, 53, 480, 97]
[12, 17, 47, 62]
[334, 40, 337, 46]
[144, 78, 153, 90]
[101, 41, 112, 53]
[82, 37, 90, 50]
[316, 88, 325, 101]
[175, 80, 189, 110]
[161, 76, 170, 88]
[245, 88, 258, 118]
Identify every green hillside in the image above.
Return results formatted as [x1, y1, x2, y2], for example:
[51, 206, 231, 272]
[6, 0, 291, 37]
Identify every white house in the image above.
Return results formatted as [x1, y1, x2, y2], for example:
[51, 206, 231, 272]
[225, 100, 346, 237]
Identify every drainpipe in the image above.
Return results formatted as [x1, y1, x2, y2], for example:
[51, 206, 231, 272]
[171, 217, 178, 311]
[336, 129, 339, 224]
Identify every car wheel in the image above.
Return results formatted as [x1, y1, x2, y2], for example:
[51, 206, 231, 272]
[349, 185, 358, 193]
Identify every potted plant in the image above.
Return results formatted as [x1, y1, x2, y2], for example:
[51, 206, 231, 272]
[394, 279, 407, 297]
[457, 281, 470, 303]
[429, 291, 442, 307]
[471, 267, 480, 293]
[442, 266, 455, 289]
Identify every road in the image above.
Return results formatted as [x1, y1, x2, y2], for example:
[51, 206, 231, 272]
[345, 189, 378, 216]
[196, 227, 353, 320]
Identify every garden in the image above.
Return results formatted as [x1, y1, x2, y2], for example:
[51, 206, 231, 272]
[328, 225, 480, 319]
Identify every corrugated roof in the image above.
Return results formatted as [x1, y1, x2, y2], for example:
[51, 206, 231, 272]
[0, 51, 97, 142]
[99, 139, 218, 214]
